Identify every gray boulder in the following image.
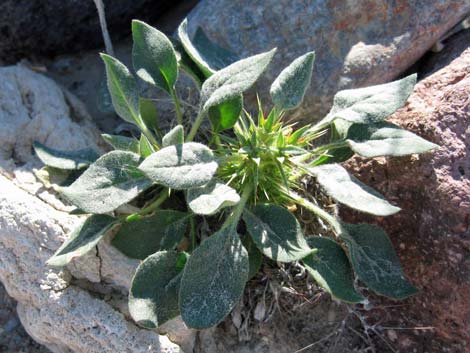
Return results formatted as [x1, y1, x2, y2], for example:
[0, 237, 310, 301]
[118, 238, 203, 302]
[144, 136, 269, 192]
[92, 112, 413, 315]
[186, 0, 470, 121]
[0, 0, 180, 64]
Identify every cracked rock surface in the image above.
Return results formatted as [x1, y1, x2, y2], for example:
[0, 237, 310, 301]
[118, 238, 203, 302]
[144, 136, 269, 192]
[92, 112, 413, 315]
[0, 65, 184, 353]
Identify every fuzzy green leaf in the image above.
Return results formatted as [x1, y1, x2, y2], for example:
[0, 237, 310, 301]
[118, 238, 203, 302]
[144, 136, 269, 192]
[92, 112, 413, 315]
[132, 20, 178, 93]
[208, 95, 243, 132]
[187, 180, 240, 215]
[33, 142, 98, 170]
[101, 134, 140, 153]
[139, 135, 155, 158]
[179, 227, 249, 329]
[112, 211, 189, 260]
[47, 215, 117, 267]
[129, 251, 183, 328]
[270, 51, 315, 111]
[100, 53, 140, 125]
[177, 19, 238, 78]
[139, 142, 218, 190]
[162, 125, 184, 147]
[62, 151, 152, 214]
[341, 223, 418, 299]
[345, 122, 438, 158]
[303, 237, 364, 303]
[172, 38, 206, 87]
[201, 49, 276, 112]
[320, 74, 417, 126]
[309, 164, 400, 216]
[243, 204, 312, 262]
[192, 26, 239, 73]
[139, 98, 158, 132]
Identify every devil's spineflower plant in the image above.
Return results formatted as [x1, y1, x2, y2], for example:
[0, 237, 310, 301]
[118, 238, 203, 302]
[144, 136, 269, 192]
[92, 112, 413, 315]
[33, 19, 437, 330]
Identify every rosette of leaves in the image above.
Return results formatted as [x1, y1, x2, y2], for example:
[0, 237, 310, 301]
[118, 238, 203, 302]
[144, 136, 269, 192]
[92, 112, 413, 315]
[34, 18, 438, 330]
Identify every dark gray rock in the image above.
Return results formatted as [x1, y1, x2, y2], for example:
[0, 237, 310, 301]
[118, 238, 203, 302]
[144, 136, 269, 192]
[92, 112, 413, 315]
[0, 0, 183, 63]
[186, 0, 470, 121]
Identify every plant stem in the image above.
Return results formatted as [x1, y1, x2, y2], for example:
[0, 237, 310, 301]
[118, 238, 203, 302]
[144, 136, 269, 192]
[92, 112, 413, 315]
[189, 216, 196, 251]
[289, 191, 343, 236]
[139, 123, 160, 148]
[187, 110, 205, 141]
[221, 182, 252, 231]
[170, 87, 183, 125]
[126, 189, 169, 220]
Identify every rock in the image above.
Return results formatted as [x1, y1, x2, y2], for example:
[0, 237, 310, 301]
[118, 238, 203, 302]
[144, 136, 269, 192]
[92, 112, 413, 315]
[343, 47, 470, 352]
[0, 0, 182, 64]
[185, 0, 470, 121]
[0, 67, 188, 352]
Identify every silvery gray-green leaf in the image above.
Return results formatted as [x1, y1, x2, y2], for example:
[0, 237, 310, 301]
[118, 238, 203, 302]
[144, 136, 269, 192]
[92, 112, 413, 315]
[162, 125, 184, 147]
[179, 227, 249, 329]
[303, 237, 364, 303]
[139, 134, 155, 158]
[112, 210, 189, 260]
[187, 180, 240, 215]
[270, 51, 315, 111]
[132, 20, 178, 93]
[47, 214, 117, 267]
[129, 251, 182, 328]
[201, 49, 276, 112]
[319, 74, 417, 126]
[139, 142, 218, 190]
[100, 53, 140, 126]
[101, 134, 140, 153]
[62, 151, 152, 214]
[172, 37, 205, 87]
[345, 122, 438, 158]
[309, 164, 400, 216]
[33, 141, 99, 170]
[208, 95, 243, 132]
[341, 223, 418, 299]
[243, 204, 312, 262]
[178, 19, 215, 78]
[139, 97, 158, 132]
[192, 26, 239, 72]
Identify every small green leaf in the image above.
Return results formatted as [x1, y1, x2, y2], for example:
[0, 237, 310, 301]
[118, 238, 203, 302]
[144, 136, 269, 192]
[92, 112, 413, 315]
[241, 235, 263, 280]
[47, 215, 117, 267]
[132, 20, 178, 93]
[309, 164, 400, 216]
[112, 210, 189, 260]
[187, 180, 240, 215]
[62, 151, 152, 214]
[179, 227, 249, 329]
[208, 95, 243, 132]
[33, 142, 98, 170]
[319, 74, 417, 126]
[177, 19, 237, 78]
[341, 223, 418, 299]
[345, 122, 438, 158]
[129, 250, 183, 328]
[270, 51, 315, 111]
[243, 204, 312, 262]
[101, 134, 140, 153]
[303, 237, 364, 303]
[139, 142, 218, 190]
[139, 98, 158, 132]
[139, 134, 155, 158]
[201, 48, 276, 113]
[162, 125, 184, 147]
[100, 53, 140, 126]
